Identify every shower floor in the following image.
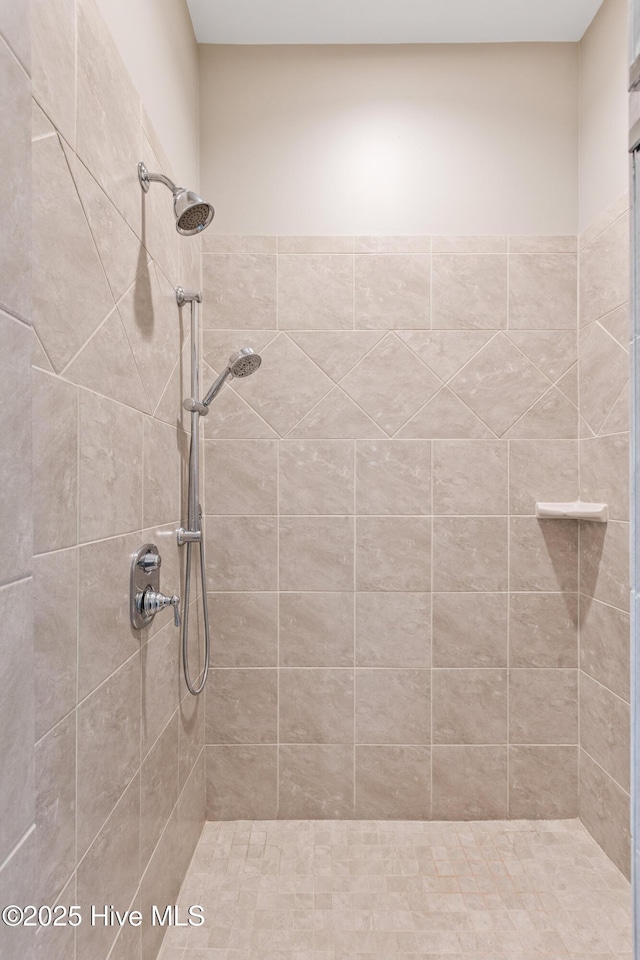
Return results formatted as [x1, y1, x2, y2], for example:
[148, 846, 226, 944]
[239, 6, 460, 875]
[159, 818, 631, 959]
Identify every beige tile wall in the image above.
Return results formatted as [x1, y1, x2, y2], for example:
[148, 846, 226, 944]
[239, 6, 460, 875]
[30, 1, 204, 958]
[578, 195, 631, 877]
[203, 233, 583, 823]
[0, 0, 35, 957]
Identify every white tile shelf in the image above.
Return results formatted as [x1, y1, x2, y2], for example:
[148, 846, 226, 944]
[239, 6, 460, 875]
[535, 501, 609, 522]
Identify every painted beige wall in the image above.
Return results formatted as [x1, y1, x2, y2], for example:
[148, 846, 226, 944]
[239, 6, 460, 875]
[199, 43, 579, 235]
[578, 0, 628, 230]
[95, 0, 200, 187]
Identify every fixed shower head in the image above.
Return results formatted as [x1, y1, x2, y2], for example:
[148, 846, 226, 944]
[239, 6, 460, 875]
[138, 163, 214, 235]
[199, 348, 262, 410]
[173, 189, 215, 236]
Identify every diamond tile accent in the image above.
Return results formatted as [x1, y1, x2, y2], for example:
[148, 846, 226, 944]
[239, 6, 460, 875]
[601, 388, 629, 434]
[235, 333, 334, 436]
[503, 386, 578, 439]
[340, 334, 442, 436]
[289, 331, 385, 382]
[449, 333, 550, 437]
[599, 303, 630, 350]
[557, 363, 578, 405]
[396, 387, 495, 439]
[64, 141, 144, 304]
[506, 330, 577, 382]
[33, 132, 114, 372]
[397, 329, 495, 382]
[203, 385, 278, 440]
[117, 261, 181, 412]
[64, 307, 150, 412]
[287, 387, 385, 439]
[579, 322, 630, 434]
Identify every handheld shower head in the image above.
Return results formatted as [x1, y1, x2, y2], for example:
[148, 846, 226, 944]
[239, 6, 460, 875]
[228, 348, 262, 379]
[200, 348, 262, 410]
[138, 163, 214, 235]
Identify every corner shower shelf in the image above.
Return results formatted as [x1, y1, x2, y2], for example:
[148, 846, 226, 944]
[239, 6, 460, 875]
[535, 501, 609, 522]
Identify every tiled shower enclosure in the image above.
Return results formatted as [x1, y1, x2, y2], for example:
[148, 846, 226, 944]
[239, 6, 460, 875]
[201, 216, 630, 881]
[0, 0, 633, 958]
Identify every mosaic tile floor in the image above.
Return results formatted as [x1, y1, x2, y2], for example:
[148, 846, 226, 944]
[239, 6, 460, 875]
[160, 819, 631, 959]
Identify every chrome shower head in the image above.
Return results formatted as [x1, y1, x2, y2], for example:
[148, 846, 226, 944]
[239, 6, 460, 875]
[228, 348, 262, 379]
[173, 189, 214, 236]
[138, 162, 214, 235]
[200, 348, 262, 410]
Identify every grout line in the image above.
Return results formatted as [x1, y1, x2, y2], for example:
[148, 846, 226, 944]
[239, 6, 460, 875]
[169, 511, 575, 518]
[208, 664, 574, 670]
[581, 670, 632, 707]
[74, 378, 80, 896]
[352, 246, 356, 332]
[76, 706, 201, 897]
[30, 323, 56, 372]
[103, 884, 143, 960]
[206, 739, 582, 747]
[429, 436, 434, 819]
[36, 362, 153, 423]
[353, 439, 357, 817]
[0, 824, 36, 876]
[596, 377, 631, 436]
[577, 590, 631, 613]
[506, 237, 511, 332]
[580, 744, 632, 799]
[0, 572, 32, 591]
[594, 315, 632, 352]
[577, 226, 582, 821]
[282, 331, 400, 437]
[506, 436, 511, 818]
[579, 205, 629, 254]
[499, 381, 573, 439]
[506, 330, 576, 394]
[34, 518, 184, 560]
[276, 438, 280, 818]
[73, 0, 78, 157]
[201, 589, 582, 597]
[429, 236, 433, 330]
[202, 360, 280, 439]
[0, 303, 31, 328]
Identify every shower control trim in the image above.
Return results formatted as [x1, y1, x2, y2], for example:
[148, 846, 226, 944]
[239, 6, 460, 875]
[140, 589, 181, 628]
[137, 552, 161, 574]
[130, 543, 181, 630]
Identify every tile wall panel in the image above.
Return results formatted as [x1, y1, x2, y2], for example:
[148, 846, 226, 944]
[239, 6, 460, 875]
[29, 0, 204, 956]
[203, 233, 583, 825]
[578, 196, 631, 878]
[0, 1, 35, 954]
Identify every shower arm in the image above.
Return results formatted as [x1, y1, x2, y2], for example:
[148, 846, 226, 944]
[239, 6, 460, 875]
[138, 162, 180, 195]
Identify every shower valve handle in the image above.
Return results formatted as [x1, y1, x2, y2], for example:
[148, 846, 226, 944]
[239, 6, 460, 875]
[140, 588, 181, 628]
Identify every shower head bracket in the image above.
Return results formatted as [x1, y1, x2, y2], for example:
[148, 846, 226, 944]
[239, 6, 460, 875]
[176, 286, 202, 307]
[138, 161, 151, 193]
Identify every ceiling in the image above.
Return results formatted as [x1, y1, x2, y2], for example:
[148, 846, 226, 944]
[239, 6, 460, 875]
[186, 0, 605, 45]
